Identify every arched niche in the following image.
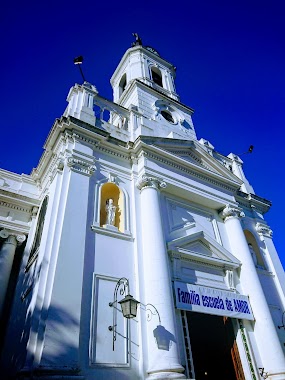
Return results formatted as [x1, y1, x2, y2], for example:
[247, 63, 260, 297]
[244, 230, 266, 269]
[151, 66, 163, 87]
[100, 182, 125, 232]
[119, 73, 127, 98]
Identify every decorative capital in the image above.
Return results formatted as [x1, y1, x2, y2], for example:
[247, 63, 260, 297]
[0, 229, 9, 239]
[136, 175, 167, 192]
[67, 157, 96, 177]
[256, 222, 273, 238]
[0, 229, 26, 245]
[219, 204, 245, 222]
[16, 234, 27, 244]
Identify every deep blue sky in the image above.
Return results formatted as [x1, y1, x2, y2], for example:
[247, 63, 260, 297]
[1, 1, 284, 267]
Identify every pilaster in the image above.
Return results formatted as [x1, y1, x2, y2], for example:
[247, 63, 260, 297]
[26, 149, 96, 373]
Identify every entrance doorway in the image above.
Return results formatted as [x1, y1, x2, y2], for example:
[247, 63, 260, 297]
[186, 312, 245, 380]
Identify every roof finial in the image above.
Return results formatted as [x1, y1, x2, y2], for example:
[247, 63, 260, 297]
[132, 33, 142, 47]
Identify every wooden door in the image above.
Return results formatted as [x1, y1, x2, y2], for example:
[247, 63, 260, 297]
[223, 317, 245, 380]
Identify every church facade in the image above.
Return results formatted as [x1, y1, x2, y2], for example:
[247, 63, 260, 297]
[1, 38, 285, 380]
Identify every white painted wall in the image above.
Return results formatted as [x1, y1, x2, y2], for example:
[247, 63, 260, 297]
[1, 43, 285, 380]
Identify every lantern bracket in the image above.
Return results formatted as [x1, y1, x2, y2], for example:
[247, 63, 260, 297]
[145, 303, 161, 325]
[108, 277, 139, 350]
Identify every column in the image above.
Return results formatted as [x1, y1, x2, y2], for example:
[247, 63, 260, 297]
[137, 175, 185, 380]
[220, 205, 285, 379]
[256, 223, 285, 307]
[0, 230, 26, 318]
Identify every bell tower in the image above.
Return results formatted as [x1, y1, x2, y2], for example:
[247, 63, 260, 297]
[110, 34, 197, 141]
[110, 35, 179, 105]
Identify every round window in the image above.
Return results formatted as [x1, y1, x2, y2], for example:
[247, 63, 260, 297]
[161, 110, 174, 123]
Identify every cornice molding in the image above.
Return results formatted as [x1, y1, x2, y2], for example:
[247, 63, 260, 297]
[33, 151, 60, 188]
[110, 45, 175, 84]
[0, 219, 31, 234]
[167, 231, 241, 268]
[48, 157, 65, 183]
[169, 251, 239, 271]
[63, 128, 130, 161]
[34, 130, 99, 185]
[0, 170, 35, 187]
[133, 137, 243, 188]
[167, 149, 207, 168]
[0, 200, 33, 214]
[95, 144, 130, 161]
[91, 225, 133, 241]
[235, 190, 271, 214]
[0, 189, 39, 207]
[140, 149, 239, 192]
[31, 126, 133, 188]
[31, 135, 65, 188]
[129, 79, 192, 113]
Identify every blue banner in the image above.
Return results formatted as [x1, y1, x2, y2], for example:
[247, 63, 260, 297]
[174, 281, 254, 320]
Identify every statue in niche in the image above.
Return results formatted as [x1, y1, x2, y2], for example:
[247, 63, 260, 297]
[248, 243, 258, 267]
[105, 199, 116, 226]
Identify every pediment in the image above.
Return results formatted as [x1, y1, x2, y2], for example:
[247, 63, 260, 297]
[168, 230, 241, 269]
[148, 139, 243, 185]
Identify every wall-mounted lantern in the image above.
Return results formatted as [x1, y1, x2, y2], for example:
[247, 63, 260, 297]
[109, 281, 167, 352]
[119, 294, 140, 319]
[109, 277, 139, 350]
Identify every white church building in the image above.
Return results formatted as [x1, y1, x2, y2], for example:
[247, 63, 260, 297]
[0, 37, 285, 380]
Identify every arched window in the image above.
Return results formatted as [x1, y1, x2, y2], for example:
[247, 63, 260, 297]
[151, 67, 163, 87]
[119, 73, 127, 98]
[26, 196, 49, 269]
[244, 230, 266, 269]
[100, 182, 125, 232]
